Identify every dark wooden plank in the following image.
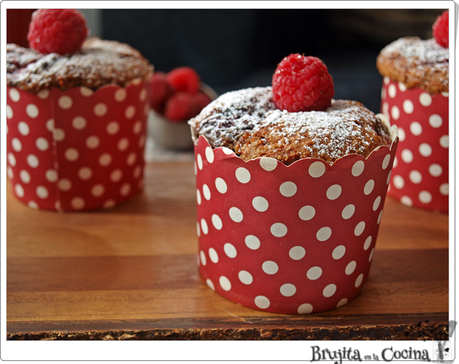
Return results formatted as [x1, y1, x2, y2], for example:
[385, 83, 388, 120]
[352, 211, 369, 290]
[7, 313, 448, 340]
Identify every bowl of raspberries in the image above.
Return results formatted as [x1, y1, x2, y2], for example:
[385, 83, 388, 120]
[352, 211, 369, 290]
[148, 67, 216, 150]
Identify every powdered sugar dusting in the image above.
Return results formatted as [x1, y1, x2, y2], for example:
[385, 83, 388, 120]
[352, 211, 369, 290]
[7, 37, 153, 92]
[190, 87, 276, 147]
[376, 36, 448, 94]
[258, 104, 376, 161]
[381, 37, 448, 65]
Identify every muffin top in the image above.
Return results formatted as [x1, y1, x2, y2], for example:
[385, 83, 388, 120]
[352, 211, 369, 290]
[190, 87, 391, 165]
[376, 37, 448, 94]
[7, 37, 153, 93]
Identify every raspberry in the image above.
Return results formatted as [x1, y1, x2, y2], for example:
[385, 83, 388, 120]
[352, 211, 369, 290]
[164, 92, 196, 121]
[150, 72, 175, 113]
[166, 67, 200, 93]
[433, 10, 448, 48]
[153, 67, 211, 120]
[272, 54, 334, 112]
[27, 9, 89, 55]
[164, 91, 213, 121]
[191, 91, 212, 114]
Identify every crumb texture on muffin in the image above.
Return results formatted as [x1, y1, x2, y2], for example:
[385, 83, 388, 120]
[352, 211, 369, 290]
[7, 37, 153, 93]
[190, 87, 390, 165]
[376, 37, 448, 94]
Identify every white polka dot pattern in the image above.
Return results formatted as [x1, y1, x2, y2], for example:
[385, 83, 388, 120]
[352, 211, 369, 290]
[381, 78, 448, 213]
[194, 134, 397, 314]
[6, 81, 149, 211]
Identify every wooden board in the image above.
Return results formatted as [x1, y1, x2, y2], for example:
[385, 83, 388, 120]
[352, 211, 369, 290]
[7, 161, 449, 340]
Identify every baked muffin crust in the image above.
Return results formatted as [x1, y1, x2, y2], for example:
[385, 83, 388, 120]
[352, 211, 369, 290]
[376, 37, 448, 94]
[7, 37, 153, 93]
[190, 87, 390, 165]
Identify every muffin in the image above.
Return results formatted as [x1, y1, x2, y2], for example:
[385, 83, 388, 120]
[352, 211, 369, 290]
[7, 10, 153, 211]
[376, 10, 449, 213]
[189, 55, 398, 314]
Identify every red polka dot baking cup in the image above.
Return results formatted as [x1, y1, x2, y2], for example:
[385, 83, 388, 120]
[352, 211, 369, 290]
[381, 77, 448, 213]
[194, 121, 398, 314]
[6, 80, 149, 211]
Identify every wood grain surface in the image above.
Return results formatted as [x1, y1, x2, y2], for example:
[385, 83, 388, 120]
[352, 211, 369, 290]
[7, 161, 449, 340]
